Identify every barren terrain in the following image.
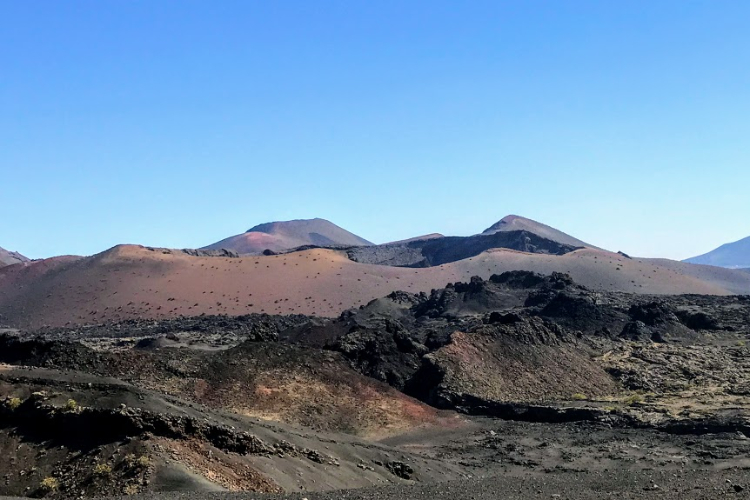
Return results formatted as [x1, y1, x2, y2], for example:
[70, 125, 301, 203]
[2, 244, 749, 330]
[0, 270, 749, 499]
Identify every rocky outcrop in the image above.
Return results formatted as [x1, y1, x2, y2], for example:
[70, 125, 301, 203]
[620, 302, 696, 342]
[180, 248, 240, 258]
[318, 272, 750, 415]
[326, 319, 430, 389]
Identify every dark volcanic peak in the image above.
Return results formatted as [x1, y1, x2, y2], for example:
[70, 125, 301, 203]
[203, 217, 373, 254]
[0, 247, 29, 267]
[347, 229, 579, 267]
[684, 235, 750, 269]
[482, 215, 594, 249]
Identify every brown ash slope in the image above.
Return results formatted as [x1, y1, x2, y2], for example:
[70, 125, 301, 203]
[0, 329, 449, 439]
[0, 361, 463, 498]
[0, 309, 465, 498]
[202, 218, 373, 255]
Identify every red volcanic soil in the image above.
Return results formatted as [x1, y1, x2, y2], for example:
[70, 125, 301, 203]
[1, 245, 748, 329]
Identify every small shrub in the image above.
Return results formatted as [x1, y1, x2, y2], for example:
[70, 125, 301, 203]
[6, 397, 22, 410]
[93, 463, 112, 476]
[624, 394, 644, 406]
[571, 393, 587, 401]
[737, 340, 746, 347]
[125, 454, 150, 469]
[40, 477, 59, 492]
[64, 399, 78, 412]
[123, 484, 140, 495]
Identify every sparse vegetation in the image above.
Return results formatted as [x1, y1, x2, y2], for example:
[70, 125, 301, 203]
[123, 484, 140, 495]
[125, 454, 151, 469]
[571, 393, 587, 401]
[5, 397, 22, 410]
[64, 398, 78, 412]
[39, 477, 59, 493]
[624, 394, 644, 406]
[93, 463, 112, 476]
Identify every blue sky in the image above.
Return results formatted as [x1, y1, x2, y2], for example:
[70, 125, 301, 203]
[2, 0, 749, 260]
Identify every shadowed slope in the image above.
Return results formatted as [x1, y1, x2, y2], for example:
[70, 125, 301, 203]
[203, 218, 373, 254]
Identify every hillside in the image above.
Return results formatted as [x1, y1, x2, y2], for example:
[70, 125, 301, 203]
[203, 218, 373, 254]
[0, 247, 29, 267]
[2, 244, 749, 329]
[684, 235, 750, 269]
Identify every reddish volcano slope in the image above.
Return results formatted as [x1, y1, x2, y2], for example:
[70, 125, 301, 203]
[203, 218, 373, 254]
[1, 244, 749, 329]
[0, 247, 29, 267]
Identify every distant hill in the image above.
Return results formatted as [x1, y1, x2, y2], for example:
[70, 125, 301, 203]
[202, 218, 373, 254]
[5, 214, 750, 329]
[684, 236, 750, 269]
[0, 247, 29, 267]
[482, 215, 595, 249]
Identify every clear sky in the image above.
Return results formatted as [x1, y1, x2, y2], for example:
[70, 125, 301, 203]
[2, 1, 749, 260]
